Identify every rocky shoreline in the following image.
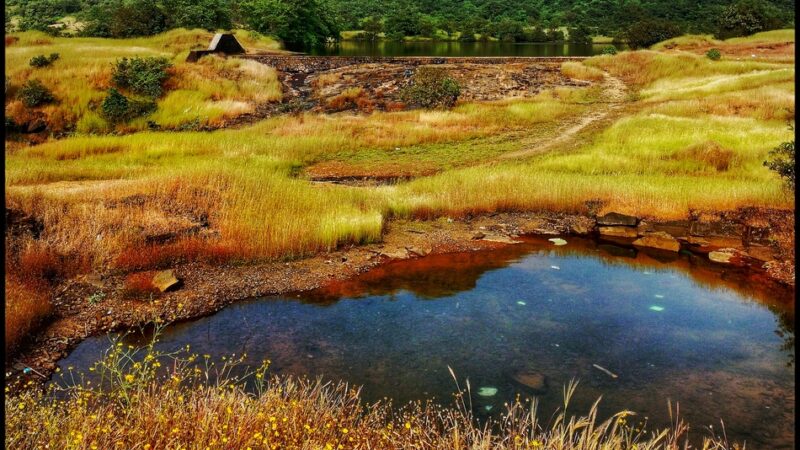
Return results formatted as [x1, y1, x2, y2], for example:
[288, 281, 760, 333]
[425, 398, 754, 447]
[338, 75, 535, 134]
[6, 208, 794, 391]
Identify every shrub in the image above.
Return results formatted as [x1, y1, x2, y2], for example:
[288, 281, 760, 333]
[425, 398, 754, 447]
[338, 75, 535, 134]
[123, 271, 160, 296]
[764, 136, 795, 189]
[400, 67, 461, 109]
[625, 19, 682, 49]
[705, 48, 721, 60]
[112, 57, 172, 98]
[601, 45, 617, 55]
[29, 53, 60, 67]
[101, 88, 157, 123]
[18, 79, 55, 107]
[5, 275, 51, 354]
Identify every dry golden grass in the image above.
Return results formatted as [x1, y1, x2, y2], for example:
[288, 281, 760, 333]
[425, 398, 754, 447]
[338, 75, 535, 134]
[560, 61, 605, 82]
[4, 333, 738, 449]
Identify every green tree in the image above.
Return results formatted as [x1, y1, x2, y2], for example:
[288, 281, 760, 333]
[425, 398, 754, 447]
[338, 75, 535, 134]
[625, 18, 681, 49]
[361, 16, 382, 41]
[716, 0, 783, 39]
[384, 0, 421, 37]
[80, 0, 167, 37]
[764, 131, 795, 190]
[162, 0, 232, 30]
[241, 0, 340, 47]
[567, 24, 593, 44]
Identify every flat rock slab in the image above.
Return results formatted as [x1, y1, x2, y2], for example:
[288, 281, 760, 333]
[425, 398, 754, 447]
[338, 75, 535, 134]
[597, 212, 639, 226]
[598, 226, 639, 238]
[708, 248, 748, 266]
[633, 231, 680, 252]
[152, 270, 180, 292]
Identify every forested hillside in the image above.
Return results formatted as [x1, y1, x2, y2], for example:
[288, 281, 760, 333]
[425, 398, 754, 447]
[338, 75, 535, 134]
[4, 0, 795, 47]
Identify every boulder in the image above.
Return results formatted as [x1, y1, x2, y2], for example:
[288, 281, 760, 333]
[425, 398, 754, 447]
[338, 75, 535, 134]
[510, 370, 547, 394]
[380, 247, 409, 260]
[597, 212, 638, 227]
[152, 269, 180, 292]
[568, 216, 595, 235]
[472, 231, 486, 240]
[632, 231, 681, 252]
[598, 226, 639, 238]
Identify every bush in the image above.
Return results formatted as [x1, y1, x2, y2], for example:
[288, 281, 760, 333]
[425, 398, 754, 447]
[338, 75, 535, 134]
[18, 79, 55, 107]
[764, 136, 795, 189]
[400, 67, 460, 109]
[601, 45, 617, 55]
[29, 53, 60, 68]
[705, 48, 721, 60]
[101, 88, 156, 123]
[111, 57, 172, 98]
[625, 19, 681, 49]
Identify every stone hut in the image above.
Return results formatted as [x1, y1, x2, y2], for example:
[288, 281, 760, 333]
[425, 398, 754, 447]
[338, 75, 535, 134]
[186, 33, 246, 62]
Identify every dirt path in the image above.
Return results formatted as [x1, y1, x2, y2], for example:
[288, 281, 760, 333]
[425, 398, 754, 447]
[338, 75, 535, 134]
[497, 73, 628, 161]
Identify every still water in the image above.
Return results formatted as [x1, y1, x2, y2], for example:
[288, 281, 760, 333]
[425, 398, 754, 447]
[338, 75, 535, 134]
[292, 41, 624, 57]
[58, 237, 794, 448]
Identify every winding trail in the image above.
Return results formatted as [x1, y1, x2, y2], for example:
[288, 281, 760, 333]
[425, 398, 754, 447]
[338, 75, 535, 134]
[497, 73, 628, 161]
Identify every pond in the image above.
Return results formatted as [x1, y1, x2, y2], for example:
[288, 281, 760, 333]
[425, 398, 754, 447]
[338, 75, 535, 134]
[288, 41, 625, 57]
[57, 237, 795, 448]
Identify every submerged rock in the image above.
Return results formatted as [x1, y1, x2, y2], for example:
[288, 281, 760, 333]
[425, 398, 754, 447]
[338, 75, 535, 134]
[708, 248, 747, 266]
[548, 238, 568, 246]
[477, 386, 498, 397]
[152, 269, 180, 292]
[632, 231, 680, 252]
[510, 370, 547, 394]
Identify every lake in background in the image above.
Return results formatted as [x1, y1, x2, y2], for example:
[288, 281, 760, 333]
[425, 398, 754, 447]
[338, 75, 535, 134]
[289, 41, 625, 57]
[57, 237, 795, 448]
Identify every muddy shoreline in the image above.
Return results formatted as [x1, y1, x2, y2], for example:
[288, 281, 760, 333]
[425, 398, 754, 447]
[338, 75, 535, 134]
[6, 209, 794, 390]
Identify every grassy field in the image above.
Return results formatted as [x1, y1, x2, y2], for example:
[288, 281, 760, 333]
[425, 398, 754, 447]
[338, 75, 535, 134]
[4, 29, 795, 357]
[4, 29, 283, 135]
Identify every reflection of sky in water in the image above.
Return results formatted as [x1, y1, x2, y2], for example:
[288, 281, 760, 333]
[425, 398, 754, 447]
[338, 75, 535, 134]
[58, 238, 795, 449]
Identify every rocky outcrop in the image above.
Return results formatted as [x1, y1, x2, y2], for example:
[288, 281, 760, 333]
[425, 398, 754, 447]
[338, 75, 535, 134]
[633, 231, 681, 252]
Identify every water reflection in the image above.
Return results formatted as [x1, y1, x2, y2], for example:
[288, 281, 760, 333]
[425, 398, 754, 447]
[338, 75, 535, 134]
[291, 41, 625, 57]
[57, 236, 795, 448]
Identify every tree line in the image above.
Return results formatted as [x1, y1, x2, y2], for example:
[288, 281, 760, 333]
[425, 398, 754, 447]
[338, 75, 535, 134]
[5, 0, 794, 48]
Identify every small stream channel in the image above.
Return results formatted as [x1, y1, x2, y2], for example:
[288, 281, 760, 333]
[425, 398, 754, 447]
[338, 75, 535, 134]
[56, 237, 795, 448]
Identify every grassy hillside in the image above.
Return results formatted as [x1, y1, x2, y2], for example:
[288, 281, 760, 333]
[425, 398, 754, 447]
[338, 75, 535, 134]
[4, 29, 283, 135]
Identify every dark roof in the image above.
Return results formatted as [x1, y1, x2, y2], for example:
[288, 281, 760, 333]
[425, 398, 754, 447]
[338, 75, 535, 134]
[208, 33, 245, 54]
